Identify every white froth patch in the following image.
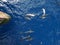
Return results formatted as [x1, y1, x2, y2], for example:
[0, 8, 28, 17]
[2, 0, 7, 2]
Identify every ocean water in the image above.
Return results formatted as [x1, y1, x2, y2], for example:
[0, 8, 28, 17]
[0, 0, 60, 45]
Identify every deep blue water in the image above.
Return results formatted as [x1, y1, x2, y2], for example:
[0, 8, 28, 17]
[0, 0, 60, 45]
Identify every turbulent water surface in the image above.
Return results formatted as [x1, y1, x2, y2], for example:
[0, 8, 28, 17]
[0, 0, 60, 45]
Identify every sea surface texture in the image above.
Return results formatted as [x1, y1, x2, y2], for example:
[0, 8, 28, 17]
[0, 0, 60, 45]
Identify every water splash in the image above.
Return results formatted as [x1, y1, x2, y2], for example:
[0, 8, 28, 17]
[0, 0, 19, 4]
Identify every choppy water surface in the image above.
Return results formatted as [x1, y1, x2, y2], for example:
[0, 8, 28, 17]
[0, 0, 60, 45]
